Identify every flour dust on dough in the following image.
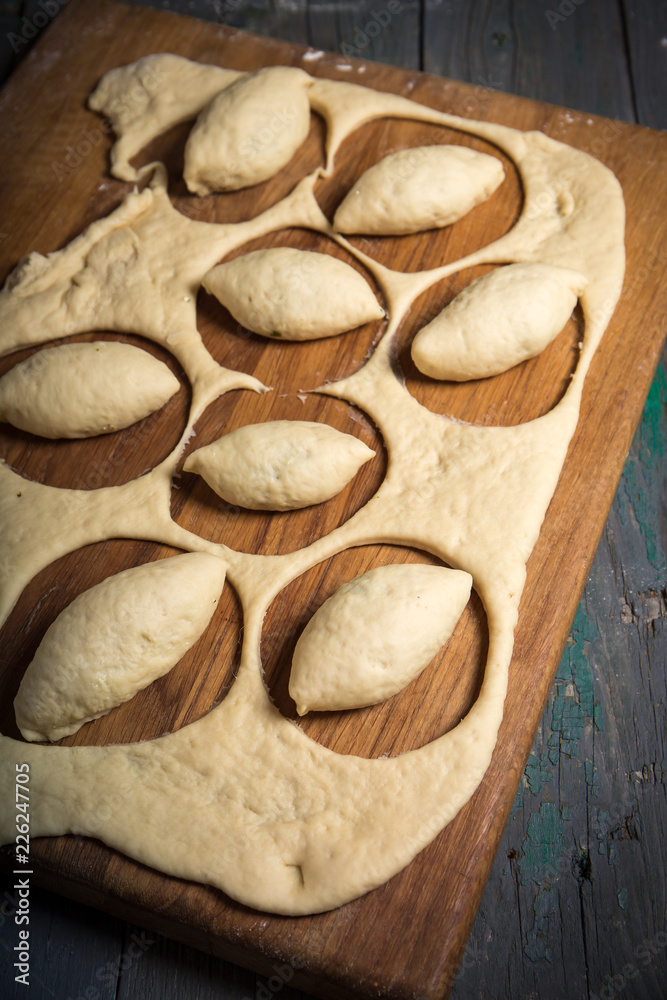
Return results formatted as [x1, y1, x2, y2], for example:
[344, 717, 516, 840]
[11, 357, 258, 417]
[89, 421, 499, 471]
[0, 54, 625, 916]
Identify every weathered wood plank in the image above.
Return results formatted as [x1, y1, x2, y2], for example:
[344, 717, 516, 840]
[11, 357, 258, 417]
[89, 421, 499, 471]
[0, 879, 123, 1000]
[123, 0, 424, 66]
[306, 0, 421, 70]
[452, 350, 667, 1000]
[423, 0, 636, 122]
[622, 0, 667, 130]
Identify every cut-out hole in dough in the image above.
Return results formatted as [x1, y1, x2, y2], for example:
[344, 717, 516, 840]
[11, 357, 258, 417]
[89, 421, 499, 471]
[0, 333, 190, 490]
[0, 539, 242, 747]
[396, 266, 584, 426]
[197, 229, 386, 392]
[261, 544, 487, 758]
[315, 119, 521, 273]
[172, 393, 386, 555]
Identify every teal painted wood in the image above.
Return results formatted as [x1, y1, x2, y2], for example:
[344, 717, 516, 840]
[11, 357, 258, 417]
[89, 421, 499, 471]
[0, 2, 664, 999]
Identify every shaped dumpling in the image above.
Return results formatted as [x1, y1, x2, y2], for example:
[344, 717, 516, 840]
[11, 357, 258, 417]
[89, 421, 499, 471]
[14, 553, 227, 742]
[88, 54, 244, 182]
[0, 341, 180, 438]
[289, 563, 473, 714]
[411, 262, 587, 381]
[333, 145, 505, 236]
[183, 66, 312, 195]
[184, 420, 375, 510]
[202, 247, 384, 340]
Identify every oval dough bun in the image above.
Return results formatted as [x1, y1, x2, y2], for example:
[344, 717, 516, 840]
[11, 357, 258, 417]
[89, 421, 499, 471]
[289, 563, 473, 714]
[333, 144, 505, 236]
[411, 262, 587, 381]
[202, 247, 385, 340]
[0, 341, 180, 439]
[183, 66, 312, 195]
[14, 553, 227, 742]
[184, 420, 375, 510]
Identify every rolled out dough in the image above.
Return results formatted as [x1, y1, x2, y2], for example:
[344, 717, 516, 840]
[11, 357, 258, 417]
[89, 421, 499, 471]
[0, 55, 625, 917]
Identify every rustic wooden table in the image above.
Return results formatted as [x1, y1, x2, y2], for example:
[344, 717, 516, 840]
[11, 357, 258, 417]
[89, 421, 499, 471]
[0, 1, 665, 999]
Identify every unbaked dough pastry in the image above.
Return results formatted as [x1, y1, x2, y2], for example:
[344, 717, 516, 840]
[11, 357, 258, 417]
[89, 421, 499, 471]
[411, 262, 587, 381]
[202, 247, 385, 340]
[184, 66, 313, 194]
[14, 553, 227, 742]
[289, 564, 472, 714]
[88, 53, 243, 183]
[334, 145, 505, 235]
[0, 341, 180, 438]
[0, 53, 626, 918]
[184, 420, 375, 510]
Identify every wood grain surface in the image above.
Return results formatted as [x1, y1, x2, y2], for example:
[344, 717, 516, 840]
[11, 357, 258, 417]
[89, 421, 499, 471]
[0, 2, 665, 999]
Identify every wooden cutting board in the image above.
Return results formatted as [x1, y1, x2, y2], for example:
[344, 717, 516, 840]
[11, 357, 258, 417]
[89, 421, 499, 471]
[1, 1, 666, 997]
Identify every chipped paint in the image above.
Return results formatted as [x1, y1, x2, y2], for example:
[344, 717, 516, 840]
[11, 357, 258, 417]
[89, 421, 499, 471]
[524, 884, 555, 963]
[524, 749, 554, 795]
[489, 364, 664, 978]
[585, 759, 601, 796]
[518, 802, 568, 885]
[596, 809, 617, 865]
[548, 604, 601, 760]
[640, 359, 666, 462]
